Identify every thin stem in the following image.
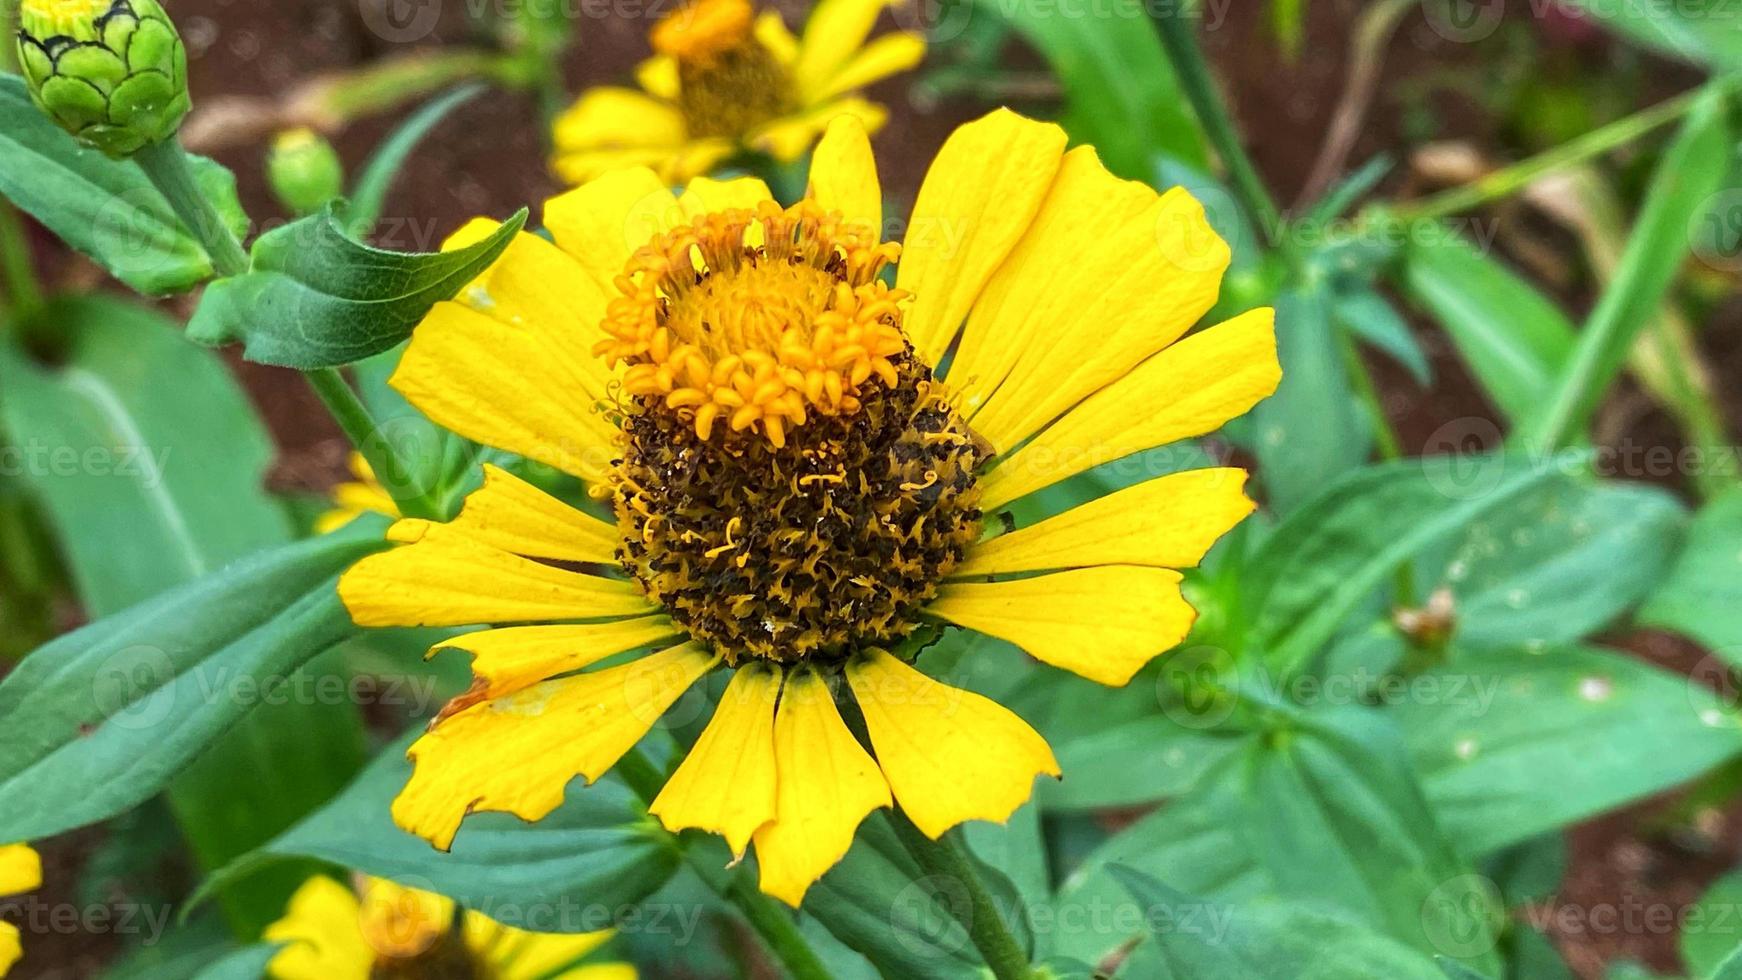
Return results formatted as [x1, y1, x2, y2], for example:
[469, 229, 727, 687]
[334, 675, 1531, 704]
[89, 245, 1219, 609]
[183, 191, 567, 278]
[305, 368, 441, 521]
[133, 139, 250, 278]
[0, 201, 44, 317]
[888, 809, 1034, 980]
[615, 748, 833, 980]
[1152, 8, 1286, 254]
[1391, 86, 1713, 223]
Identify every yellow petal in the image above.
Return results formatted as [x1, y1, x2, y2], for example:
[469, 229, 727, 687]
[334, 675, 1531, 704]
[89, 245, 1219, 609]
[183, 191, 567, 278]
[466, 914, 618, 980]
[981, 308, 1280, 510]
[264, 875, 372, 980]
[392, 302, 618, 483]
[793, 0, 895, 100]
[896, 110, 1068, 368]
[846, 649, 1058, 839]
[394, 644, 720, 850]
[747, 97, 886, 164]
[679, 175, 775, 218]
[551, 86, 686, 157]
[954, 468, 1255, 576]
[813, 31, 926, 103]
[357, 878, 454, 960]
[0, 845, 40, 896]
[756, 10, 801, 67]
[927, 567, 1196, 686]
[444, 465, 621, 563]
[0, 922, 18, 977]
[339, 520, 652, 628]
[433, 616, 680, 709]
[545, 168, 682, 298]
[635, 55, 681, 99]
[553, 140, 735, 188]
[650, 664, 782, 856]
[808, 114, 882, 239]
[952, 152, 1231, 451]
[753, 667, 891, 907]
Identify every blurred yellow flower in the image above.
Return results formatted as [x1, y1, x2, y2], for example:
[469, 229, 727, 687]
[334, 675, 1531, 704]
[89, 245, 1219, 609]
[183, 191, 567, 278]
[315, 452, 400, 534]
[265, 875, 631, 980]
[551, 0, 925, 184]
[340, 110, 1279, 905]
[0, 844, 40, 976]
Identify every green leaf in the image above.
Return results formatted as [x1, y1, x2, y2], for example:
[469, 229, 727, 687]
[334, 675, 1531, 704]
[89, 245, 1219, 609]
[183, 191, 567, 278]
[1250, 282, 1371, 514]
[0, 521, 386, 843]
[196, 730, 683, 921]
[1108, 868, 1446, 980]
[1716, 944, 1742, 980]
[1639, 488, 1742, 657]
[1396, 645, 1742, 857]
[1683, 872, 1742, 977]
[0, 294, 370, 934]
[965, 0, 1206, 177]
[187, 205, 528, 368]
[1395, 231, 1575, 424]
[1523, 87, 1732, 451]
[0, 296, 291, 611]
[1243, 455, 1576, 673]
[1561, 0, 1742, 71]
[1418, 477, 1686, 652]
[802, 813, 986, 980]
[1335, 286, 1431, 386]
[0, 74, 230, 294]
[349, 85, 485, 236]
[1054, 712, 1503, 975]
[188, 944, 282, 980]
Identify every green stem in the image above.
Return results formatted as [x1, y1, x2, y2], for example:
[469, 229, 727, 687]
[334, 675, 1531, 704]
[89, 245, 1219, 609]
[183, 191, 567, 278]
[305, 367, 441, 521]
[133, 139, 250, 278]
[0, 201, 43, 317]
[615, 748, 833, 980]
[1152, 8, 1287, 258]
[1336, 328, 1416, 603]
[1391, 86, 1715, 223]
[888, 809, 1034, 980]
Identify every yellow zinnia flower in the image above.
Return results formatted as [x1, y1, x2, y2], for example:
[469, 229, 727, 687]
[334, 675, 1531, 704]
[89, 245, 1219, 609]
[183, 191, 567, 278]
[0, 844, 40, 976]
[265, 875, 631, 980]
[551, 0, 925, 184]
[315, 452, 401, 534]
[339, 109, 1280, 906]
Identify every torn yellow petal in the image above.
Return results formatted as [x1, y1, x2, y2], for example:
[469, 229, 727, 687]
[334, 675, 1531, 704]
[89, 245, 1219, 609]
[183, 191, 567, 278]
[650, 664, 781, 856]
[928, 567, 1196, 687]
[953, 152, 1230, 451]
[433, 616, 680, 709]
[264, 875, 372, 980]
[339, 519, 652, 628]
[896, 110, 1068, 368]
[793, 0, 895, 100]
[636, 55, 681, 100]
[394, 643, 720, 850]
[808, 114, 881, 239]
[846, 649, 1058, 839]
[753, 667, 891, 907]
[392, 302, 618, 483]
[982, 308, 1280, 510]
[748, 97, 886, 164]
[545, 168, 682, 298]
[812, 31, 925, 103]
[444, 464, 620, 564]
[955, 468, 1255, 576]
[0, 845, 40, 896]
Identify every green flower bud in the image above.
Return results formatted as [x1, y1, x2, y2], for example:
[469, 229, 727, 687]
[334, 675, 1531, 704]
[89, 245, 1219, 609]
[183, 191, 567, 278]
[267, 128, 345, 215]
[15, 0, 191, 158]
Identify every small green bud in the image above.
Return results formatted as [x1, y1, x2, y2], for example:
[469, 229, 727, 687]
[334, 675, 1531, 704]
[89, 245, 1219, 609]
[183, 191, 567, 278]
[15, 0, 191, 158]
[267, 128, 345, 215]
